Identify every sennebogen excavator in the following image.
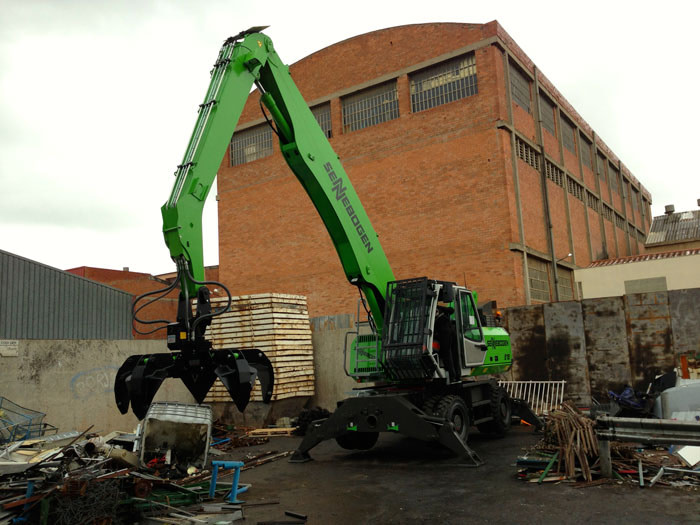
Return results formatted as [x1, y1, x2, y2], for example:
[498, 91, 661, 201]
[115, 28, 538, 464]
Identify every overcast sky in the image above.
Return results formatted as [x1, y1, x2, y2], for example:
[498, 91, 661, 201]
[2, 0, 699, 275]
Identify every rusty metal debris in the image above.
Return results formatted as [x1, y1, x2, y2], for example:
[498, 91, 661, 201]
[516, 402, 700, 489]
[1, 413, 297, 523]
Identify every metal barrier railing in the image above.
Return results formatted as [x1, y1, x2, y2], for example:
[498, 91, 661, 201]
[498, 380, 566, 416]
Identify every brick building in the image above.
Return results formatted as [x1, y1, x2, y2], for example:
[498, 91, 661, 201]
[216, 21, 653, 317]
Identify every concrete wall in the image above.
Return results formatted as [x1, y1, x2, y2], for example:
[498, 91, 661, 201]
[0, 340, 195, 434]
[575, 253, 700, 298]
[308, 314, 361, 411]
[504, 287, 700, 404]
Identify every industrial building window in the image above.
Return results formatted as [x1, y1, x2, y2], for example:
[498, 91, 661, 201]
[515, 137, 541, 170]
[509, 62, 530, 112]
[557, 267, 574, 301]
[342, 81, 399, 133]
[621, 177, 628, 198]
[580, 135, 592, 169]
[545, 160, 564, 188]
[609, 165, 619, 193]
[539, 94, 556, 135]
[602, 204, 613, 222]
[528, 257, 551, 303]
[561, 116, 576, 153]
[632, 188, 639, 210]
[586, 191, 600, 212]
[596, 154, 607, 185]
[567, 176, 584, 202]
[311, 103, 332, 139]
[230, 124, 273, 166]
[410, 54, 477, 113]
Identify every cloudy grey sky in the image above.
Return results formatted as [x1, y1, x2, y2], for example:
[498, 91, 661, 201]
[2, 0, 698, 274]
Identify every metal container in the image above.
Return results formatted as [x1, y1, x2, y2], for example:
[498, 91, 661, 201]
[136, 403, 212, 469]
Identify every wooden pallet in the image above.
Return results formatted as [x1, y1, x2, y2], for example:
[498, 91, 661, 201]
[204, 293, 315, 403]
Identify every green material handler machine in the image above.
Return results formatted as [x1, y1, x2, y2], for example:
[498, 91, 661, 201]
[115, 28, 539, 464]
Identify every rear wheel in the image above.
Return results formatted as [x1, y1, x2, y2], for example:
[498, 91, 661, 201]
[335, 431, 379, 451]
[435, 395, 470, 443]
[477, 386, 511, 437]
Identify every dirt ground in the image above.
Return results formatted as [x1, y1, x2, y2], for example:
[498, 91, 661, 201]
[222, 426, 699, 524]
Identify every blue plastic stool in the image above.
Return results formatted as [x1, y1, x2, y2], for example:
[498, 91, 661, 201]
[209, 460, 248, 503]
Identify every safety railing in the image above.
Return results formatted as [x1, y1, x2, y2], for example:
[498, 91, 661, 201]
[498, 380, 566, 416]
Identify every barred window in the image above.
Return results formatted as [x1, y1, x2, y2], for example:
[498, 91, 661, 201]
[311, 103, 332, 139]
[545, 160, 564, 188]
[342, 81, 399, 133]
[557, 267, 574, 301]
[515, 137, 540, 170]
[230, 124, 273, 166]
[528, 256, 551, 303]
[509, 62, 530, 112]
[580, 134, 592, 169]
[614, 213, 626, 230]
[540, 94, 556, 135]
[586, 191, 600, 212]
[621, 177, 628, 198]
[602, 204, 613, 221]
[567, 176, 584, 202]
[637, 229, 646, 243]
[410, 54, 477, 113]
[561, 116, 576, 154]
[632, 188, 639, 210]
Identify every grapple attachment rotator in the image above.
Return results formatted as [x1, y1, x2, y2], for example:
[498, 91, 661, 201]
[116, 270, 274, 420]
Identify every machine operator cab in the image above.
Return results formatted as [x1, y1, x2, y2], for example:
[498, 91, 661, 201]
[346, 278, 512, 383]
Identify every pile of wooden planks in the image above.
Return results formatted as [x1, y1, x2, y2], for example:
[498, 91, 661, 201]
[545, 403, 598, 481]
[204, 294, 314, 402]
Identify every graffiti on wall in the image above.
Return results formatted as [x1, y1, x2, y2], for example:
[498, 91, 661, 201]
[70, 366, 119, 400]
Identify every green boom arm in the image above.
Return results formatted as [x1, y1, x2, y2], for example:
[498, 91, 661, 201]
[161, 29, 395, 331]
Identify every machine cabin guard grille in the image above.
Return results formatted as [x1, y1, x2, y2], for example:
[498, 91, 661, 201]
[382, 278, 436, 380]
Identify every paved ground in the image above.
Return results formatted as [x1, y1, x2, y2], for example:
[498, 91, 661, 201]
[224, 426, 699, 524]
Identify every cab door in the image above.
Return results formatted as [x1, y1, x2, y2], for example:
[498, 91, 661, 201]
[456, 290, 487, 367]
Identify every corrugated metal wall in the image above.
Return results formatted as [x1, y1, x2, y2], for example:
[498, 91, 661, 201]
[0, 250, 132, 339]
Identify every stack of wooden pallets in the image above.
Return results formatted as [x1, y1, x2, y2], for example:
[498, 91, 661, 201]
[204, 293, 314, 402]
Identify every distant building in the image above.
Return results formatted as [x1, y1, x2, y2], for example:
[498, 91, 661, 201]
[65, 266, 225, 339]
[66, 266, 177, 340]
[1, 250, 132, 340]
[574, 248, 700, 299]
[215, 21, 653, 316]
[645, 202, 700, 253]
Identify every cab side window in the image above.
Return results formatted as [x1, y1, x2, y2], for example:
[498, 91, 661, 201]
[459, 292, 483, 342]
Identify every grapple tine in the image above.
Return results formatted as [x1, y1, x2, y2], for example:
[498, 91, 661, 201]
[240, 349, 275, 403]
[178, 359, 218, 404]
[114, 355, 141, 414]
[123, 354, 175, 420]
[213, 350, 257, 412]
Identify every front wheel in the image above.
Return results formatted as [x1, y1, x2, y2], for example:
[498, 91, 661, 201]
[435, 395, 470, 443]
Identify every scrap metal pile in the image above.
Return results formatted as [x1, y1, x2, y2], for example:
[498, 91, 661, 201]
[0, 410, 301, 524]
[516, 403, 700, 488]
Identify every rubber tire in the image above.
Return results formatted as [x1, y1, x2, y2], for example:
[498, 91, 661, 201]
[335, 431, 379, 451]
[434, 395, 470, 443]
[477, 386, 512, 437]
[422, 395, 442, 416]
